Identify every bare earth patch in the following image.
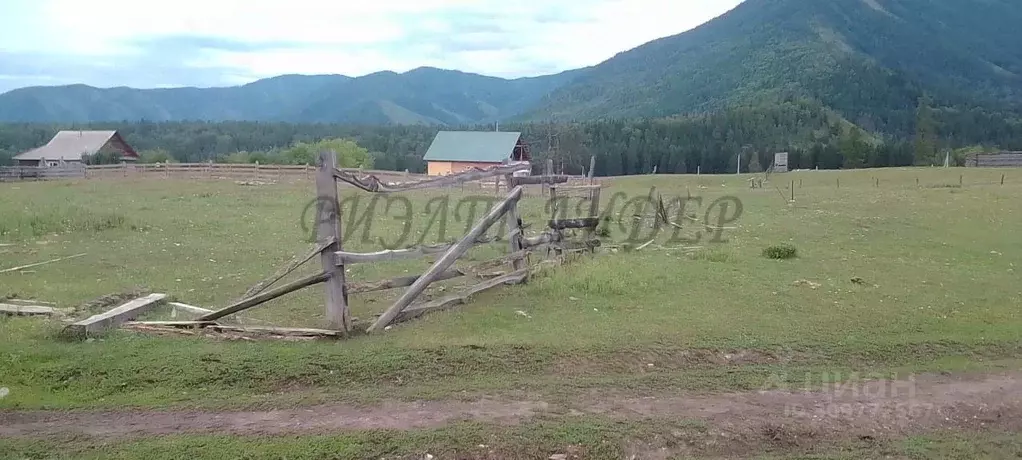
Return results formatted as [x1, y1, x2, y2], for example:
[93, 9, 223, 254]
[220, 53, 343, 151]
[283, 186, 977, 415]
[3, 370, 1021, 456]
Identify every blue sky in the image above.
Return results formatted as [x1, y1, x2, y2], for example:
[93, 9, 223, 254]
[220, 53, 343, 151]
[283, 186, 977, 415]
[0, 0, 743, 93]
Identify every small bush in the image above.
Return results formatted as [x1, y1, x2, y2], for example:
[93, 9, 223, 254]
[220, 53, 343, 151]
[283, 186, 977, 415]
[763, 244, 798, 260]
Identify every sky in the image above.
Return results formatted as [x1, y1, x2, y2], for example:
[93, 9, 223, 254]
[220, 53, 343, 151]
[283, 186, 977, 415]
[0, 0, 744, 93]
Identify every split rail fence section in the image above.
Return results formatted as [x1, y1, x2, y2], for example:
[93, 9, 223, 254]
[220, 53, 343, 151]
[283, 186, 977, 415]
[144, 151, 606, 337]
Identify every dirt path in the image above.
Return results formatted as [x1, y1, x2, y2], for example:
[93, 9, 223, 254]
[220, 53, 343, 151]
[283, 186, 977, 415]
[3, 371, 1021, 443]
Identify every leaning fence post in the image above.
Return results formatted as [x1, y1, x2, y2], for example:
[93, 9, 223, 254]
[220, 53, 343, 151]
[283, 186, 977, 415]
[544, 159, 553, 197]
[505, 174, 525, 271]
[316, 150, 349, 332]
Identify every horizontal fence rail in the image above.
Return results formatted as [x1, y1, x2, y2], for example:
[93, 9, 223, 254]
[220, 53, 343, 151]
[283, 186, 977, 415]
[0, 162, 592, 188]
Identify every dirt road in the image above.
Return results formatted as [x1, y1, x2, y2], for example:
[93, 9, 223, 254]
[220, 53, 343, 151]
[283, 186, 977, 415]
[3, 371, 1020, 443]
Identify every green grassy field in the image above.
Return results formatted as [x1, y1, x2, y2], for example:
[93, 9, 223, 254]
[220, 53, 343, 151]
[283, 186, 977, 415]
[2, 167, 1021, 458]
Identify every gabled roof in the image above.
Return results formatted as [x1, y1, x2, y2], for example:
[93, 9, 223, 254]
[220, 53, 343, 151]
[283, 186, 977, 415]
[423, 131, 522, 163]
[14, 130, 139, 161]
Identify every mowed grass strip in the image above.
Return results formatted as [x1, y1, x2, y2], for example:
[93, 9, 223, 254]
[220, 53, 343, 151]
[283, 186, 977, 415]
[1, 168, 1021, 409]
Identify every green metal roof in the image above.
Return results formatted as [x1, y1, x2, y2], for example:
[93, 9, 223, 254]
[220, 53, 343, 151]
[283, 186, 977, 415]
[423, 131, 522, 163]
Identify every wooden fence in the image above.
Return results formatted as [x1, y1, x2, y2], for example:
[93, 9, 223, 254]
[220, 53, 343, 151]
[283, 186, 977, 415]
[0, 162, 423, 183]
[112, 151, 604, 337]
[965, 153, 1022, 168]
[0, 165, 86, 181]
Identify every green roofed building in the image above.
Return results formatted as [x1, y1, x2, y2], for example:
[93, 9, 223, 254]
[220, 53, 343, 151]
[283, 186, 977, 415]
[424, 131, 532, 176]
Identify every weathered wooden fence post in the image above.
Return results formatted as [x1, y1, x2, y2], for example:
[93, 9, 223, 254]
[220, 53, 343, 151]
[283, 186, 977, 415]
[316, 150, 349, 332]
[543, 159, 553, 197]
[588, 155, 596, 185]
[586, 186, 602, 240]
[505, 174, 525, 271]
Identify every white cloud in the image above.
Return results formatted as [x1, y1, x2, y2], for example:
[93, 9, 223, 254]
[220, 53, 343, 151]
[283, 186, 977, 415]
[0, 0, 745, 89]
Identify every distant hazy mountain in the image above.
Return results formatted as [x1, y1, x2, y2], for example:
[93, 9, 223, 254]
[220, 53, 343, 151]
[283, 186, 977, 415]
[2, 0, 1020, 130]
[0, 68, 586, 125]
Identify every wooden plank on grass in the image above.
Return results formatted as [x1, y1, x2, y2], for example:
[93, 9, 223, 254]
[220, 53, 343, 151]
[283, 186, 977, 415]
[63, 294, 168, 336]
[0, 253, 87, 274]
[5, 299, 57, 306]
[210, 325, 345, 337]
[125, 320, 218, 327]
[0, 304, 58, 316]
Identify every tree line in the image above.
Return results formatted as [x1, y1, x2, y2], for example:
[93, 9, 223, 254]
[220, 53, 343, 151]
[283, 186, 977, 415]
[2, 98, 1020, 175]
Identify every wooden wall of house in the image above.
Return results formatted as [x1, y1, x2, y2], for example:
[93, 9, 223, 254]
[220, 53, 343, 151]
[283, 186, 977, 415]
[427, 161, 505, 176]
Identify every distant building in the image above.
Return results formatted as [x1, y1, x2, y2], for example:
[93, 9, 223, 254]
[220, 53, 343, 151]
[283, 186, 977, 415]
[13, 130, 140, 167]
[423, 131, 532, 176]
[773, 152, 789, 173]
[964, 152, 1022, 167]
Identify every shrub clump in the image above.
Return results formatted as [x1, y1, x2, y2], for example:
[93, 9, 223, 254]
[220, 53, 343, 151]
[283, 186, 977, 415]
[763, 244, 798, 260]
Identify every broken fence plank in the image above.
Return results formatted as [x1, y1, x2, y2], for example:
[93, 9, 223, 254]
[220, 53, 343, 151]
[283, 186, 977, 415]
[394, 268, 530, 324]
[554, 184, 603, 191]
[63, 294, 168, 336]
[239, 238, 333, 300]
[334, 163, 529, 193]
[125, 320, 219, 328]
[510, 175, 570, 186]
[125, 321, 344, 338]
[0, 304, 59, 316]
[348, 250, 529, 295]
[349, 268, 467, 294]
[210, 325, 345, 337]
[0, 253, 87, 274]
[5, 299, 57, 306]
[197, 272, 329, 321]
[548, 218, 600, 230]
[368, 186, 523, 332]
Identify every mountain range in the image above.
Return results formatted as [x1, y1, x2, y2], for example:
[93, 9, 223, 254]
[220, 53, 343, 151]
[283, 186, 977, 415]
[1, 0, 1020, 133]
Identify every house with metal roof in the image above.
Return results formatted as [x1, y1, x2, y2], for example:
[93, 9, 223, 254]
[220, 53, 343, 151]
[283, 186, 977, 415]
[423, 131, 532, 176]
[14, 130, 140, 167]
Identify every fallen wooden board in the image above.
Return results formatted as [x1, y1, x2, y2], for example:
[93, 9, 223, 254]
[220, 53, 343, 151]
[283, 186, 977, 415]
[125, 320, 218, 328]
[211, 325, 345, 337]
[0, 253, 87, 274]
[125, 321, 344, 338]
[5, 299, 57, 306]
[62, 294, 168, 336]
[0, 304, 58, 316]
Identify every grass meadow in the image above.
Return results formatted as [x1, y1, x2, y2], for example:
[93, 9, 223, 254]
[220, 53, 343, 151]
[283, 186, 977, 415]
[2, 167, 1021, 458]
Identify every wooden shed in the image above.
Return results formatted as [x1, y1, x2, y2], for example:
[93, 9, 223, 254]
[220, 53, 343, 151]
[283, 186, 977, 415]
[423, 131, 531, 176]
